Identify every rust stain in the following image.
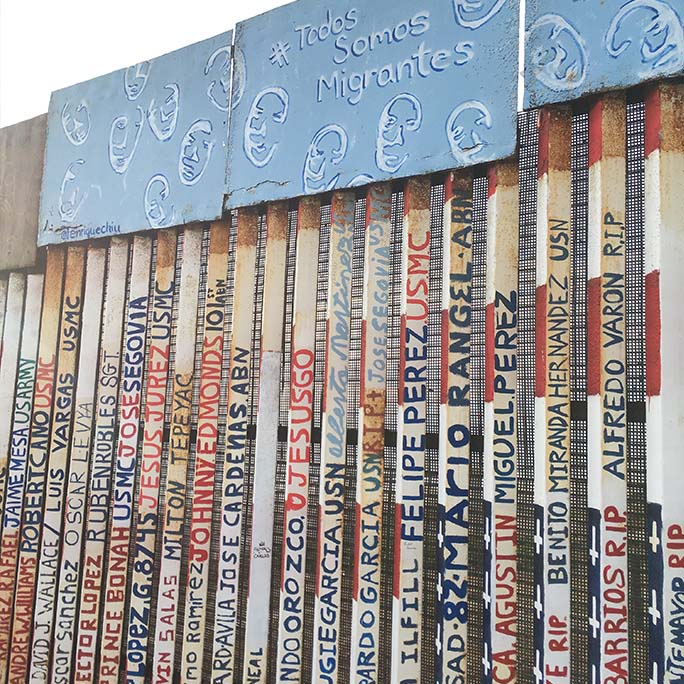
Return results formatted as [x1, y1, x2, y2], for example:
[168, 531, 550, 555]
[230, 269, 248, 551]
[548, 108, 572, 173]
[267, 202, 289, 242]
[298, 195, 321, 233]
[601, 93, 627, 160]
[362, 389, 386, 457]
[209, 221, 231, 256]
[156, 230, 177, 270]
[237, 207, 259, 248]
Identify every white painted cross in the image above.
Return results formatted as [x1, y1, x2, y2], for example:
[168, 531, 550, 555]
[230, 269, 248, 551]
[590, 525, 599, 566]
[649, 589, 662, 625]
[484, 516, 492, 549]
[534, 649, 543, 684]
[535, 584, 543, 620]
[482, 643, 491, 675]
[650, 661, 659, 684]
[589, 597, 600, 639]
[535, 516, 543, 555]
[592, 664, 599, 684]
[483, 572, 492, 609]
[650, 520, 661, 554]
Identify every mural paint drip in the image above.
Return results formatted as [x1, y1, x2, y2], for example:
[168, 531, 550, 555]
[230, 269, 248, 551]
[39, 33, 231, 245]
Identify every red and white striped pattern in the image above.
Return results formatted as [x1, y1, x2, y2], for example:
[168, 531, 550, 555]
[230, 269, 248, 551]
[645, 83, 684, 684]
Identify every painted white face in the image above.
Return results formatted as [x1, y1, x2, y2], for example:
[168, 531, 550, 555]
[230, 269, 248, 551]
[148, 84, 180, 142]
[205, 45, 233, 112]
[144, 174, 175, 228]
[447, 100, 493, 165]
[108, 107, 145, 174]
[606, 0, 684, 72]
[528, 15, 588, 92]
[231, 47, 247, 111]
[302, 125, 348, 194]
[61, 101, 91, 146]
[452, 0, 506, 29]
[376, 94, 423, 174]
[124, 61, 151, 101]
[243, 87, 289, 168]
[59, 159, 87, 222]
[179, 119, 215, 186]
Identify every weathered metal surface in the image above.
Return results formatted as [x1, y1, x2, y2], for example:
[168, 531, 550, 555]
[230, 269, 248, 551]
[97, 236, 152, 684]
[525, 0, 684, 108]
[242, 201, 289, 684]
[50, 246, 106, 684]
[182, 220, 233, 681]
[150, 226, 202, 684]
[587, 95, 630, 684]
[438, 172, 472, 683]
[38, 34, 231, 246]
[391, 176, 431, 682]
[27, 245, 85, 681]
[225, 0, 519, 208]
[275, 196, 320, 683]
[483, 160, 519, 684]
[0, 115, 45, 269]
[311, 190, 355, 684]
[535, 107, 572, 684]
[0, 273, 42, 682]
[644, 82, 684, 684]
[124, 231, 176, 684]
[350, 183, 392, 684]
[73, 237, 128, 682]
[207, 209, 259, 682]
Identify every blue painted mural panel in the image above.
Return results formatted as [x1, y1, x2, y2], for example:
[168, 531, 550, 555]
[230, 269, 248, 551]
[225, 0, 519, 208]
[525, 0, 684, 108]
[38, 32, 232, 246]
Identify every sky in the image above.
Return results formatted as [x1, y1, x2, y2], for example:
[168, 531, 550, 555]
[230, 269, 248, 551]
[0, 0, 287, 127]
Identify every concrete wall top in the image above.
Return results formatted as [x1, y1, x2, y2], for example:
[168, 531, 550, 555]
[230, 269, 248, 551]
[0, 114, 46, 270]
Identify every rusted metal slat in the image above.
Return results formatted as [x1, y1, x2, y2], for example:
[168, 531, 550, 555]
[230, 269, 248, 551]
[274, 196, 321, 684]
[123, 231, 177, 683]
[27, 246, 86, 681]
[437, 172, 473, 683]
[0, 274, 41, 681]
[72, 237, 129, 681]
[50, 246, 106, 683]
[644, 83, 684, 684]
[150, 226, 203, 684]
[242, 202, 289, 684]
[97, 235, 152, 684]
